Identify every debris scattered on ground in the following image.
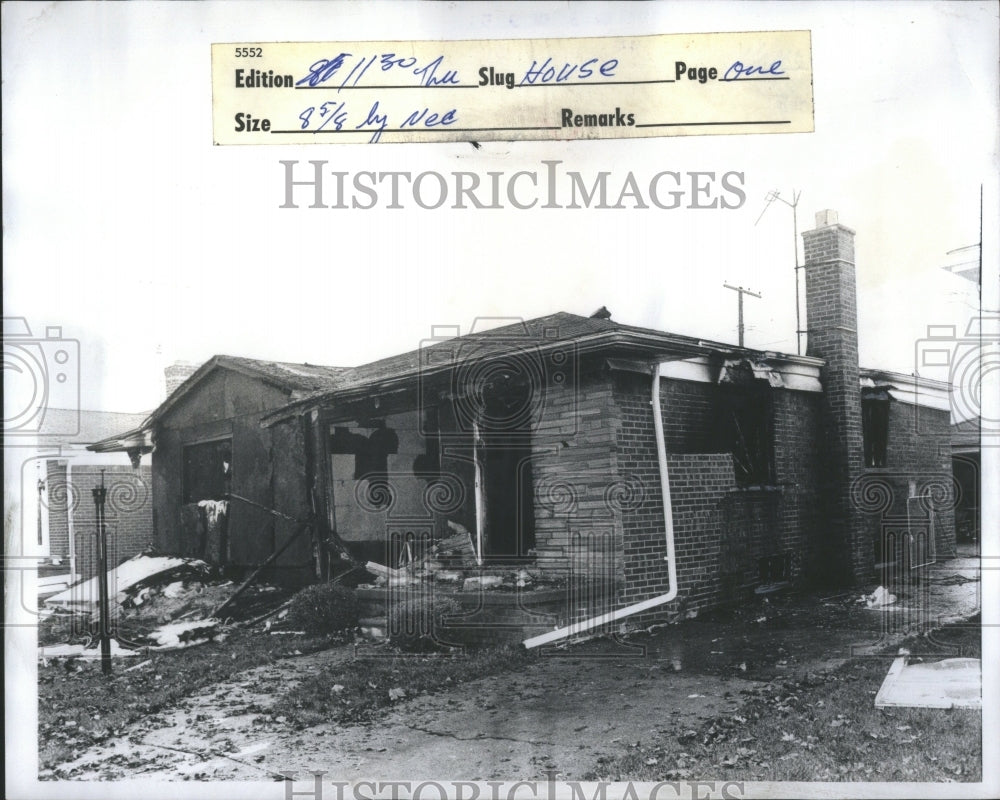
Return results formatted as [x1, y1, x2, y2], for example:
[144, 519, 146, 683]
[462, 575, 503, 591]
[44, 553, 213, 616]
[863, 585, 897, 608]
[39, 640, 141, 659]
[439, 521, 479, 566]
[144, 619, 227, 649]
[354, 523, 559, 595]
[39, 550, 291, 657]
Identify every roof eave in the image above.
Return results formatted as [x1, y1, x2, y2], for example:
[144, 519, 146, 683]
[260, 329, 719, 427]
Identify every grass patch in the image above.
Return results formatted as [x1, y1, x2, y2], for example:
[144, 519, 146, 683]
[37, 628, 345, 771]
[597, 622, 981, 783]
[279, 645, 534, 726]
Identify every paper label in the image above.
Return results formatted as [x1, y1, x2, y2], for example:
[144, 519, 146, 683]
[212, 31, 813, 144]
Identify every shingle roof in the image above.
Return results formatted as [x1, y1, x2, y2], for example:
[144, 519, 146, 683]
[212, 356, 348, 392]
[262, 312, 739, 422]
[138, 355, 349, 429]
[94, 310, 816, 443]
[37, 409, 150, 445]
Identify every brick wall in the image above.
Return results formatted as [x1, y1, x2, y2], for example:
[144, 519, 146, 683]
[854, 401, 957, 568]
[621, 454, 736, 621]
[46, 460, 70, 561]
[530, 364, 622, 581]
[803, 216, 869, 584]
[610, 371, 828, 627]
[47, 464, 153, 580]
[771, 389, 828, 581]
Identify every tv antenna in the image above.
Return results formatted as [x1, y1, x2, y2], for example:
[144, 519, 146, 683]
[756, 189, 803, 355]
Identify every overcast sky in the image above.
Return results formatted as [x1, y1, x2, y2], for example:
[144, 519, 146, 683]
[3, 1, 997, 415]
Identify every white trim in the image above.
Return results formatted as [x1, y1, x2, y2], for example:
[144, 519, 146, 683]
[860, 369, 952, 412]
[657, 357, 713, 383]
[648, 355, 824, 393]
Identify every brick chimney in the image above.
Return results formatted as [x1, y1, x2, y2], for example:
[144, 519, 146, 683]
[164, 361, 197, 398]
[802, 210, 868, 585]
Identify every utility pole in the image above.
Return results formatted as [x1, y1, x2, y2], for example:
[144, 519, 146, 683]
[723, 283, 762, 348]
[92, 470, 112, 675]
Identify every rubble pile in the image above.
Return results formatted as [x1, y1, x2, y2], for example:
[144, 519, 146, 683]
[40, 550, 290, 657]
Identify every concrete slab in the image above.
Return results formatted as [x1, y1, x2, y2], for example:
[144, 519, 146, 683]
[875, 654, 981, 709]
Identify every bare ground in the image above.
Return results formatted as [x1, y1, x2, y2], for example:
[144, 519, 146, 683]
[42, 553, 982, 782]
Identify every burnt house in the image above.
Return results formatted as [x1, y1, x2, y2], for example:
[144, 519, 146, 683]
[91, 356, 346, 585]
[91, 211, 956, 625]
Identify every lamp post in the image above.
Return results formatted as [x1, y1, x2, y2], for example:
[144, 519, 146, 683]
[92, 470, 112, 675]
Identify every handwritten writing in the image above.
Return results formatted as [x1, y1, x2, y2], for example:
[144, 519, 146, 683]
[722, 60, 784, 81]
[296, 53, 460, 89]
[520, 57, 619, 86]
[298, 100, 457, 142]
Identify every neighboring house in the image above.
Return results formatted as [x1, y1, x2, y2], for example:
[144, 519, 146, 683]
[951, 417, 981, 546]
[4, 409, 153, 585]
[91, 211, 956, 625]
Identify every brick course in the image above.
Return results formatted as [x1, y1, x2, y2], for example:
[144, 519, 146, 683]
[45, 462, 153, 579]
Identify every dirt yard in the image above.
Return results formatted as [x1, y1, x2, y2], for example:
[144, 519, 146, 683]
[39, 552, 982, 783]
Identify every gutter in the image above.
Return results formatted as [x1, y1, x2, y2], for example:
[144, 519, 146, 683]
[472, 420, 485, 565]
[66, 463, 77, 582]
[523, 361, 678, 649]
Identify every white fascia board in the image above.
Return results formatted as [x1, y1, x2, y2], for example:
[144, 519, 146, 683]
[860, 369, 952, 412]
[654, 356, 823, 392]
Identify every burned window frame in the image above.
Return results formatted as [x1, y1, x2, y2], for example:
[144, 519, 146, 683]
[717, 383, 775, 487]
[862, 390, 890, 468]
[181, 437, 233, 504]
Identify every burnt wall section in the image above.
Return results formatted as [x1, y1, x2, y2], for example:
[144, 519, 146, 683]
[150, 368, 312, 585]
[328, 407, 455, 566]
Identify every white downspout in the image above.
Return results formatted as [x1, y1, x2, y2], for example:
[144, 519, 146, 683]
[524, 362, 678, 649]
[66, 462, 77, 582]
[472, 420, 485, 566]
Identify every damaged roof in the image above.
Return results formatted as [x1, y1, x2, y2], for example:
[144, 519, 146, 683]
[205, 356, 349, 393]
[92, 310, 833, 446]
[148, 354, 348, 422]
[259, 311, 807, 424]
[88, 355, 349, 452]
